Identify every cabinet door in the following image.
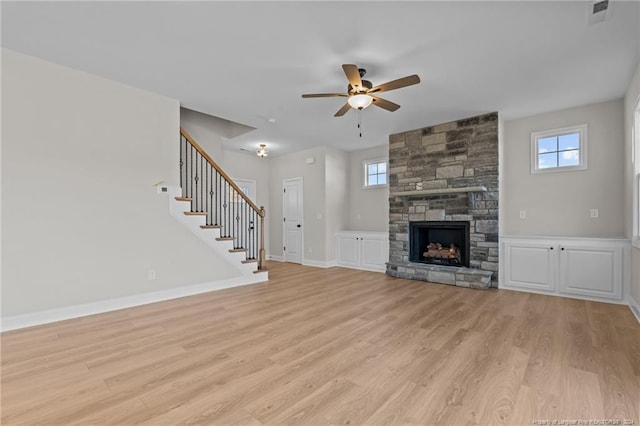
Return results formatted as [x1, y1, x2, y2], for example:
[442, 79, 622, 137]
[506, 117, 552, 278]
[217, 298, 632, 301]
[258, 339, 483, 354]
[559, 245, 622, 300]
[504, 242, 556, 292]
[336, 235, 359, 268]
[360, 237, 387, 272]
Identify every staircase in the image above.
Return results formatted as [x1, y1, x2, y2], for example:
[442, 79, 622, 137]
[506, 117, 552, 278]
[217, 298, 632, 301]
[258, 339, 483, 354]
[174, 128, 267, 277]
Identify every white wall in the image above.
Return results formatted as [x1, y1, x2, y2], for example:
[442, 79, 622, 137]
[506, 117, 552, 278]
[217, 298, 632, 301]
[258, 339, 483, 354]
[324, 147, 349, 261]
[624, 62, 640, 307]
[180, 108, 226, 161]
[503, 99, 625, 238]
[347, 145, 389, 231]
[1, 49, 240, 319]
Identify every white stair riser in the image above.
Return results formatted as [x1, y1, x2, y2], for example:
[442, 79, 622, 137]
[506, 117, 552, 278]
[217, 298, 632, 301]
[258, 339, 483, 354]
[168, 186, 262, 277]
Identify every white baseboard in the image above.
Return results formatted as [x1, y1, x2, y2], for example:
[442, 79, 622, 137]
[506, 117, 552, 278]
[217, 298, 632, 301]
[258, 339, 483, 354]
[629, 295, 640, 324]
[1, 274, 267, 332]
[336, 264, 386, 273]
[302, 259, 337, 268]
[499, 284, 628, 306]
[266, 256, 337, 269]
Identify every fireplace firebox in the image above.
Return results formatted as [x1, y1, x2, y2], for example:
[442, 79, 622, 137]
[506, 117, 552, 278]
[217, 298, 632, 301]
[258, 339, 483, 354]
[409, 221, 470, 267]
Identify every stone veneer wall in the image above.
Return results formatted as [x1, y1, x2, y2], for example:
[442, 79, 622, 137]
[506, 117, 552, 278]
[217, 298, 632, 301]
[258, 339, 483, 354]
[386, 112, 499, 287]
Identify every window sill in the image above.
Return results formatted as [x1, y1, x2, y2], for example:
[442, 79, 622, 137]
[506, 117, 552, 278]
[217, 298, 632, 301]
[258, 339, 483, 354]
[363, 184, 389, 190]
[531, 164, 587, 175]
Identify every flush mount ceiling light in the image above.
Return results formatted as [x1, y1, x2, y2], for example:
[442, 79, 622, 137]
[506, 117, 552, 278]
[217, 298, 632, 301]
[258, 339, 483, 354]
[256, 143, 269, 158]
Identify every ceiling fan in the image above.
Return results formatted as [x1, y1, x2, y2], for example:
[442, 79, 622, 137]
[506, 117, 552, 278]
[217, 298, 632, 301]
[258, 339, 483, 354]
[302, 64, 420, 117]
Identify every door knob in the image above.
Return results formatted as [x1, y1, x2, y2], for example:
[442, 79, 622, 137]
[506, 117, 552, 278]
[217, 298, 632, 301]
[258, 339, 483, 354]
[297, 224, 301, 228]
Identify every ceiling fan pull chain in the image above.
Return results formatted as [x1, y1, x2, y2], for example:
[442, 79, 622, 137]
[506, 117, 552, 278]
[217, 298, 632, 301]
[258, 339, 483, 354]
[358, 109, 363, 138]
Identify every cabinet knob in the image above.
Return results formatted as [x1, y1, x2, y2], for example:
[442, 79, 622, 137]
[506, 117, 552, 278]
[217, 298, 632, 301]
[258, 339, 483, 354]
[550, 247, 554, 250]
[561, 247, 565, 251]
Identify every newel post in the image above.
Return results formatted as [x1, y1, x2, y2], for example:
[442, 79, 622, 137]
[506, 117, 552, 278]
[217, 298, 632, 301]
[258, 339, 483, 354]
[259, 206, 266, 270]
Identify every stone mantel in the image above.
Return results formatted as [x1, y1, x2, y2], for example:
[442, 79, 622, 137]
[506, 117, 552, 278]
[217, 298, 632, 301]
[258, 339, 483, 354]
[392, 186, 488, 197]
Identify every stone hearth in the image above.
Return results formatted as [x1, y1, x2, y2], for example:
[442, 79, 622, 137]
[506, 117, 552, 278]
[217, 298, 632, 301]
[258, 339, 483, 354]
[386, 112, 499, 288]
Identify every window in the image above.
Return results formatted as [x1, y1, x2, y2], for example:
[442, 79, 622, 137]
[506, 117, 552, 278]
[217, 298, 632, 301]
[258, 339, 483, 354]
[531, 124, 587, 174]
[364, 159, 387, 188]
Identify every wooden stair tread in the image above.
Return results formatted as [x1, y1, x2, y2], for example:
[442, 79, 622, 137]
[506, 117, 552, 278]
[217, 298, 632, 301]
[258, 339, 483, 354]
[184, 211, 207, 216]
[201, 225, 222, 229]
[241, 259, 258, 264]
[254, 269, 268, 274]
[175, 197, 192, 202]
[216, 237, 234, 241]
[229, 248, 247, 253]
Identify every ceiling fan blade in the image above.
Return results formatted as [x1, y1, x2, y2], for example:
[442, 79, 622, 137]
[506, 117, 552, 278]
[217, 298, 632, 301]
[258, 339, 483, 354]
[334, 103, 351, 117]
[302, 93, 348, 98]
[371, 96, 401, 112]
[369, 75, 421, 94]
[342, 64, 362, 90]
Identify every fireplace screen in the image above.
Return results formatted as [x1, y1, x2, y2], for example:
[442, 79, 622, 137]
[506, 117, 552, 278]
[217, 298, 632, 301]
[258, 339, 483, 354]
[409, 221, 470, 267]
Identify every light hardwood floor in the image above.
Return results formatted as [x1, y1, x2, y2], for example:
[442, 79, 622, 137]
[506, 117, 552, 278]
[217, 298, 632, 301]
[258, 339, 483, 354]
[2, 262, 639, 425]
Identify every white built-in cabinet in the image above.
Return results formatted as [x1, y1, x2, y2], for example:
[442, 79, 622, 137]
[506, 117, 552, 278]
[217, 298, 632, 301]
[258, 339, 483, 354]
[336, 231, 388, 272]
[502, 236, 628, 302]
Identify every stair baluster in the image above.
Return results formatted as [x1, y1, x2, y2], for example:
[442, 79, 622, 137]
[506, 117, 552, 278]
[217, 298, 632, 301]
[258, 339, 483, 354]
[179, 128, 265, 269]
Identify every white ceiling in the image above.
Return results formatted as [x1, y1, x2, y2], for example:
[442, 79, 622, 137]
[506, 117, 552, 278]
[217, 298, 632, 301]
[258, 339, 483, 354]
[2, 1, 639, 157]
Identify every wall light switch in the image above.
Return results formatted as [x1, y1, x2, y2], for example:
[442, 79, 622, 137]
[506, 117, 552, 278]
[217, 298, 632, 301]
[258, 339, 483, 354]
[519, 210, 526, 219]
[590, 208, 599, 218]
[148, 269, 157, 281]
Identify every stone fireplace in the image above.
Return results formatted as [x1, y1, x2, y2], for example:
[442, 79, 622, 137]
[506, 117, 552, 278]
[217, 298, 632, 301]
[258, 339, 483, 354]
[386, 112, 499, 289]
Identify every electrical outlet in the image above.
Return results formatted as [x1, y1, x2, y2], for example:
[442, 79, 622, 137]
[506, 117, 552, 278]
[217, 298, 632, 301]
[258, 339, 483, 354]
[519, 210, 526, 219]
[590, 208, 599, 218]
[148, 269, 156, 281]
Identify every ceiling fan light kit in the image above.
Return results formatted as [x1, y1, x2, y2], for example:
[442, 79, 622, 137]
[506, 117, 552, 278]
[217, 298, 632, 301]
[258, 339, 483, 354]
[347, 93, 373, 110]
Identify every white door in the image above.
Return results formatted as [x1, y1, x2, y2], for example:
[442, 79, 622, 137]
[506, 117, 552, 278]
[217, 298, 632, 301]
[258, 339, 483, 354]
[283, 178, 303, 263]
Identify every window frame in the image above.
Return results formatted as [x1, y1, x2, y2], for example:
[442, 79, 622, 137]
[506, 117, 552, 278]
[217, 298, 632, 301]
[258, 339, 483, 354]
[363, 158, 388, 189]
[634, 173, 640, 249]
[530, 124, 588, 174]
[633, 102, 640, 248]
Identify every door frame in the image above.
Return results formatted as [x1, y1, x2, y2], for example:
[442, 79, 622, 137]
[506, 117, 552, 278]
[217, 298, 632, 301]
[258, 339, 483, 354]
[282, 177, 303, 263]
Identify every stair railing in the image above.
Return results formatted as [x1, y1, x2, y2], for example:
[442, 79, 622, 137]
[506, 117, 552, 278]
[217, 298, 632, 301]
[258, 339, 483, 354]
[179, 128, 265, 270]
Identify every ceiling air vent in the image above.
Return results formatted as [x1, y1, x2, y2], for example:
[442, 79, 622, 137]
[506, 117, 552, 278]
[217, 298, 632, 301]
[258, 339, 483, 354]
[593, 0, 609, 14]
[587, 0, 612, 25]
